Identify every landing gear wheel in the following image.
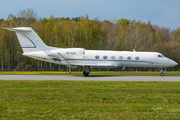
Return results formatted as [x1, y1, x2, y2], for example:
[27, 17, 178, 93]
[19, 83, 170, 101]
[83, 71, 89, 76]
[160, 72, 164, 76]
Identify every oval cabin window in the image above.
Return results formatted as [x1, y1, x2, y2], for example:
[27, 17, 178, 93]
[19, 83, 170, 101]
[119, 56, 123, 60]
[95, 55, 100, 59]
[127, 56, 131, 60]
[111, 56, 115, 59]
[103, 56, 108, 59]
[135, 57, 139, 60]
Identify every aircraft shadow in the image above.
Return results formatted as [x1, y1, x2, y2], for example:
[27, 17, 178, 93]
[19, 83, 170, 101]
[73, 75, 124, 77]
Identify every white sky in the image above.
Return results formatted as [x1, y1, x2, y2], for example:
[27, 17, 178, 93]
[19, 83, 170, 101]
[1, 0, 180, 29]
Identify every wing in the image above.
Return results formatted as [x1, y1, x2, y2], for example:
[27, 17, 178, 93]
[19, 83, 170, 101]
[71, 63, 115, 67]
[48, 54, 117, 67]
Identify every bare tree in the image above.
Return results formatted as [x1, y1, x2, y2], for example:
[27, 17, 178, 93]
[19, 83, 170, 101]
[16, 8, 37, 26]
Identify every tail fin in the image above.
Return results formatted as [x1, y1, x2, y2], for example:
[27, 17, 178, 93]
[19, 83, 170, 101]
[4, 27, 50, 53]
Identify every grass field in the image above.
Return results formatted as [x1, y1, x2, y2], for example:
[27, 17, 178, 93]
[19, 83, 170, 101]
[0, 71, 180, 76]
[0, 80, 180, 119]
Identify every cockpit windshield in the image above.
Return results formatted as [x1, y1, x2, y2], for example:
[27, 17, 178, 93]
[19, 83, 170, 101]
[161, 54, 166, 58]
[158, 54, 166, 58]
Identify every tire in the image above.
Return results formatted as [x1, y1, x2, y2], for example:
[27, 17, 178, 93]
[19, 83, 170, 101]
[83, 71, 89, 76]
[160, 73, 164, 76]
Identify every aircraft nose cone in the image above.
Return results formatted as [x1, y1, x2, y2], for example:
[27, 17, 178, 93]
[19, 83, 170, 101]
[174, 61, 178, 66]
[172, 60, 178, 66]
[167, 59, 178, 67]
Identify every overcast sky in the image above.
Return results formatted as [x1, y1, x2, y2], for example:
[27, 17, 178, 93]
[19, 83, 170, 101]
[1, 0, 180, 30]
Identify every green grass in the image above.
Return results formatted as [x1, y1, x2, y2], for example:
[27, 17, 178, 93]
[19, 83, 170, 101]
[0, 71, 180, 76]
[0, 81, 180, 119]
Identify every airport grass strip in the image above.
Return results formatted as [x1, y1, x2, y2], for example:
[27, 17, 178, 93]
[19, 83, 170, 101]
[0, 71, 180, 76]
[0, 81, 180, 119]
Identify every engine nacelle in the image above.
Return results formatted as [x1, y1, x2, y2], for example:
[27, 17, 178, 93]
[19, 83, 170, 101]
[51, 48, 85, 59]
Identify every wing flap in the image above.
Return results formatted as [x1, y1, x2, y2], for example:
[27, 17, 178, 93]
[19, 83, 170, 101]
[71, 63, 115, 67]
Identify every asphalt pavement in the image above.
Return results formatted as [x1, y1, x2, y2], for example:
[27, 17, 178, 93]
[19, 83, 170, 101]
[0, 75, 180, 81]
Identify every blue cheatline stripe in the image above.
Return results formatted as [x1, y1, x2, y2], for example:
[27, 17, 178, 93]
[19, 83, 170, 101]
[66, 59, 159, 64]
[21, 34, 36, 48]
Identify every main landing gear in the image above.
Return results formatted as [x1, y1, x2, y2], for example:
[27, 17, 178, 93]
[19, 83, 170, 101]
[83, 71, 89, 76]
[83, 66, 91, 76]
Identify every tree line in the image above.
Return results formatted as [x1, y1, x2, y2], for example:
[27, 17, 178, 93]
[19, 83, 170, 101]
[0, 9, 180, 71]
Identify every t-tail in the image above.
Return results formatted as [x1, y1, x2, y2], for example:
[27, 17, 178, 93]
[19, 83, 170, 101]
[3, 27, 51, 53]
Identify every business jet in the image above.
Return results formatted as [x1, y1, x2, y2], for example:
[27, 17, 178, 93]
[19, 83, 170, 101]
[4, 27, 178, 76]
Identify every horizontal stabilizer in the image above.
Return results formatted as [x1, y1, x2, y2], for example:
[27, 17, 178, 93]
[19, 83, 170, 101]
[3, 27, 32, 32]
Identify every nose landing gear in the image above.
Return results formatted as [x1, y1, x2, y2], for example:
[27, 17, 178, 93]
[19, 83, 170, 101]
[160, 68, 164, 76]
[160, 72, 164, 76]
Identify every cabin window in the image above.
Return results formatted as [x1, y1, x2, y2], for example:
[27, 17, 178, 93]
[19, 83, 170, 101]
[119, 56, 123, 60]
[111, 56, 115, 59]
[135, 57, 139, 60]
[103, 56, 108, 59]
[95, 55, 100, 59]
[127, 56, 131, 60]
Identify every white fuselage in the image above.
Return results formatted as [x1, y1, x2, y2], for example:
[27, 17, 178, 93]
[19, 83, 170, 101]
[23, 49, 178, 69]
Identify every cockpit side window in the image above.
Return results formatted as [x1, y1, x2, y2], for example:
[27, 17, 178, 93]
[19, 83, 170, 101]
[158, 54, 166, 58]
[158, 55, 162, 58]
